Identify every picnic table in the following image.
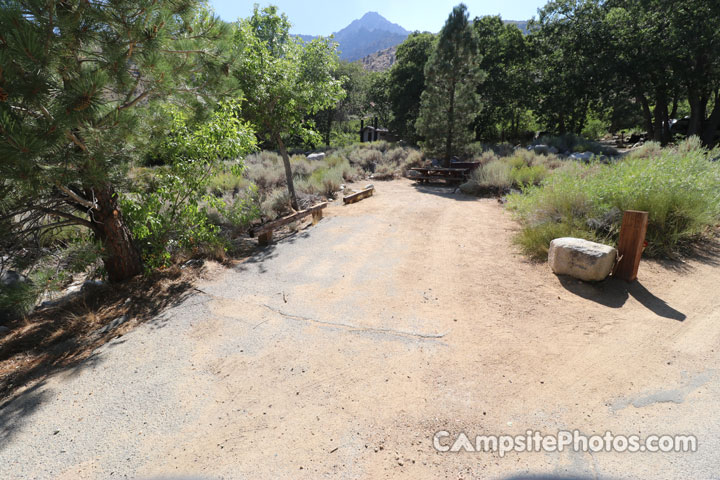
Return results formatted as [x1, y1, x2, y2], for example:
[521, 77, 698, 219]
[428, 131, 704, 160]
[409, 162, 480, 184]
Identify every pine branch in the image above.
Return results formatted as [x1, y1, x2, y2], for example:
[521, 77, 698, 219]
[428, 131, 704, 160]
[160, 49, 217, 57]
[38, 207, 94, 229]
[118, 90, 150, 110]
[65, 131, 89, 152]
[56, 184, 98, 211]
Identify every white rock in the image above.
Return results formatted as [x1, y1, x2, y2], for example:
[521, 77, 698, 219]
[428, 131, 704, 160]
[533, 144, 550, 155]
[570, 152, 594, 162]
[548, 237, 618, 282]
[307, 152, 325, 161]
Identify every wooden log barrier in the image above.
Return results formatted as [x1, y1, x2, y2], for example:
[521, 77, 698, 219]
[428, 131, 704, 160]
[343, 185, 374, 205]
[613, 210, 649, 282]
[251, 202, 328, 246]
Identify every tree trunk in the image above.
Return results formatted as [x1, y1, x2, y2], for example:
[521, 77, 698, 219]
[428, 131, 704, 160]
[653, 89, 670, 145]
[701, 92, 720, 148]
[276, 135, 299, 211]
[687, 88, 705, 137]
[637, 94, 654, 138]
[444, 81, 456, 167]
[89, 184, 143, 283]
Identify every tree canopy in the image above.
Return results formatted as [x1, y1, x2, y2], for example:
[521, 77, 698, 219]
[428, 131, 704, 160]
[0, 0, 242, 281]
[234, 5, 345, 209]
[416, 4, 483, 163]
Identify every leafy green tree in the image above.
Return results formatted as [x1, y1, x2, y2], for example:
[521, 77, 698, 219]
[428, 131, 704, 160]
[122, 100, 255, 269]
[531, 0, 613, 135]
[366, 71, 393, 129]
[314, 61, 367, 146]
[234, 6, 345, 210]
[473, 16, 533, 141]
[388, 32, 435, 144]
[416, 4, 483, 164]
[0, 0, 238, 281]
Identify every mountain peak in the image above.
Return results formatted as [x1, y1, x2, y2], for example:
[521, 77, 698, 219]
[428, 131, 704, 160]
[338, 12, 409, 38]
[297, 12, 409, 62]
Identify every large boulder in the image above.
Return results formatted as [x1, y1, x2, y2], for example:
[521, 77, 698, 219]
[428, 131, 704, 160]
[548, 238, 618, 282]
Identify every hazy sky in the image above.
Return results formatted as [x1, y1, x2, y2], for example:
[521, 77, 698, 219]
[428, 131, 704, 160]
[209, 1, 545, 35]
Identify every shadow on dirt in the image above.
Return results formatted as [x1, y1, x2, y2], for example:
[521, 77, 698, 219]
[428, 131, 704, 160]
[411, 183, 481, 201]
[0, 269, 198, 446]
[558, 276, 686, 321]
[234, 227, 313, 274]
[500, 475, 617, 480]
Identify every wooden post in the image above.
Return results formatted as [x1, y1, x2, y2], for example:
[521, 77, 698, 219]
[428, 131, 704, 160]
[311, 210, 322, 225]
[614, 210, 649, 282]
[258, 231, 273, 246]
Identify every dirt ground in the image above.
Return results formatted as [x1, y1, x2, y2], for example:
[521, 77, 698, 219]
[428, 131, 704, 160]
[1, 179, 719, 479]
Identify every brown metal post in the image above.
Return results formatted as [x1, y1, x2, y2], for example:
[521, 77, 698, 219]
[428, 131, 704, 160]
[614, 210, 649, 282]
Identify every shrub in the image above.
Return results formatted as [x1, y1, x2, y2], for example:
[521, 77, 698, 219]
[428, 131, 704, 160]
[349, 148, 383, 171]
[475, 151, 499, 165]
[460, 160, 513, 195]
[246, 162, 286, 190]
[222, 185, 261, 231]
[372, 163, 396, 180]
[208, 170, 252, 196]
[309, 167, 343, 197]
[507, 139, 720, 259]
[400, 150, 425, 173]
[581, 118, 609, 141]
[260, 188, 291, 220]
[384, 147, 408, 165]
[509, 164, 548, 187]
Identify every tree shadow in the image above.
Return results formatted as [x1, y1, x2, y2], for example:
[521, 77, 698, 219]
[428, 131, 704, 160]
[233, 226, 312, 274]
[654, 239, 720, 274]
[411, 182, 483, 202]
[558, 276, 686, 321]
[0, 268, 198, 442]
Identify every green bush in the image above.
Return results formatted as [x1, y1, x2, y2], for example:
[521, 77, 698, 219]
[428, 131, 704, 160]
[509, 164, 548, 187]
[260, 188, 291, 220]
[222, 185, 261, 231]
[122, 101, 255, 270]
[309, 167, 344, 197]
[581, 118, 609, 141]
[507, 139, 720, 259]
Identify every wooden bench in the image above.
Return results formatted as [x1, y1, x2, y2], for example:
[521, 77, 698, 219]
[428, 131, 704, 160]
[251, 202, 328, 246]
[409, 167, 470, 184]
[343, 184, 374, 204]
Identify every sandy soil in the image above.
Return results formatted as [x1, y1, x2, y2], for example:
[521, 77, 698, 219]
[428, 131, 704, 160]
[1, 179, 718, 479]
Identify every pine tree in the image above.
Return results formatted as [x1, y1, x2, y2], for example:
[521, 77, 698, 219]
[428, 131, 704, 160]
[416, 4, 483, 165]
[0, 1, 236, 281]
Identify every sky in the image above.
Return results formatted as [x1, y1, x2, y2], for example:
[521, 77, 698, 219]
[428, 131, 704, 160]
[209, 1, 545, 36]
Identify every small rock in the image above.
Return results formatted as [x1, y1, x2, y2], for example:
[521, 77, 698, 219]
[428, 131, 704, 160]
[0, 326, 11, 335]
[533, 144, 550, 155]
[1, 270, 30, 287]
[97, 315, 129, 336]
[81, 279, 105, 292]
[182, 259, 203, 269]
